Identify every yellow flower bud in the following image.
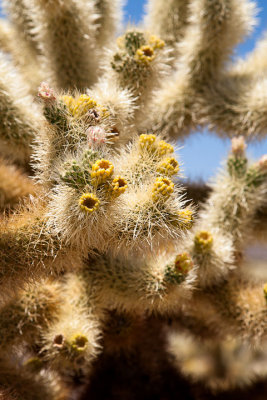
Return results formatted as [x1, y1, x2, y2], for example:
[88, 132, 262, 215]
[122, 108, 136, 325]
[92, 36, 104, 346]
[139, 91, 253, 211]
[194, 231, 213, 252]
[152, 177, 174, 202]
[178, 209, 194, 230]
[111, 176, 128, 197]
[149, 35, 165, 49]
[175, 253, 194, 275]
[60, 95, 75, 115]
[157, 157, 179, 176]
[157, 140, 174, 156]
[139, 133, 156, 151]
[73, 94, 98, 118]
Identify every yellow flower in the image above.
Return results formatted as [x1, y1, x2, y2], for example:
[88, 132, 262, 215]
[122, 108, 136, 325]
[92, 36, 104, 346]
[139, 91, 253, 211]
[157, 140, 174, 156]
[60, 95, 75, 115]
[264, 283, 267, 300]
[111, 176, 128, 197]
[152, 177, 174, 202]
[73, 94, 98, 118]
[79, 193, 100, 213]
[157, 157, 179, 176]
[69, 333, 88, 353]
[139, 133, 156, 151]
[194, 231, 213, 252]
[178, 209, 194, 230]
[91, 159, 114, 183]
[149, 35, 165, 49]
[175, 253, 194, 275]
[135, 45, 155, 64]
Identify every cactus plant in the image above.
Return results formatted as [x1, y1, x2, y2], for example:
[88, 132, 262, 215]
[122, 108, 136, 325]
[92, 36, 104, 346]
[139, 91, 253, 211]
[0, 0, 266, 399]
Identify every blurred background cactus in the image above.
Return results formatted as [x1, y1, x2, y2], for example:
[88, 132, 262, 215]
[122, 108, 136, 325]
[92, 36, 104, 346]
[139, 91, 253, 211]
[0, 0, 266, 399]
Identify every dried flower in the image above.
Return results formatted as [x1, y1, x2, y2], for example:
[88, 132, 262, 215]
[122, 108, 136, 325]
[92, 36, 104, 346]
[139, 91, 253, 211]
[53, 334, 65, 349]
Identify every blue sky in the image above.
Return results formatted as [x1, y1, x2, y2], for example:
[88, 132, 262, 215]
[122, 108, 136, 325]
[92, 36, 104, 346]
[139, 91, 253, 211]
[1, 1, 267, 181]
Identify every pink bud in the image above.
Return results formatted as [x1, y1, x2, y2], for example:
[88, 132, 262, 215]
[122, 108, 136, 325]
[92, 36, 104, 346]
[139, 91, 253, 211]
[231, 136, 246, 156]
[87, 126, 107, 148]
[38, 82, 56, 102]
[258, 154, 267, 171]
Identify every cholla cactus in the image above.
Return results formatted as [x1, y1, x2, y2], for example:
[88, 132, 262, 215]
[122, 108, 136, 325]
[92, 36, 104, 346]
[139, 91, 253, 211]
[0, 0, 267, 399]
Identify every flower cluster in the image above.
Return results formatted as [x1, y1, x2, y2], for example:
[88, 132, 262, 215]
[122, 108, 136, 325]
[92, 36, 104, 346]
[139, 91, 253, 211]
[73, 94, 98, 118]
[60, 94, 109, 121]
[134, 34, 165, 65]
[61, 95, 76, 114]
[111, 31, 165, 84]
